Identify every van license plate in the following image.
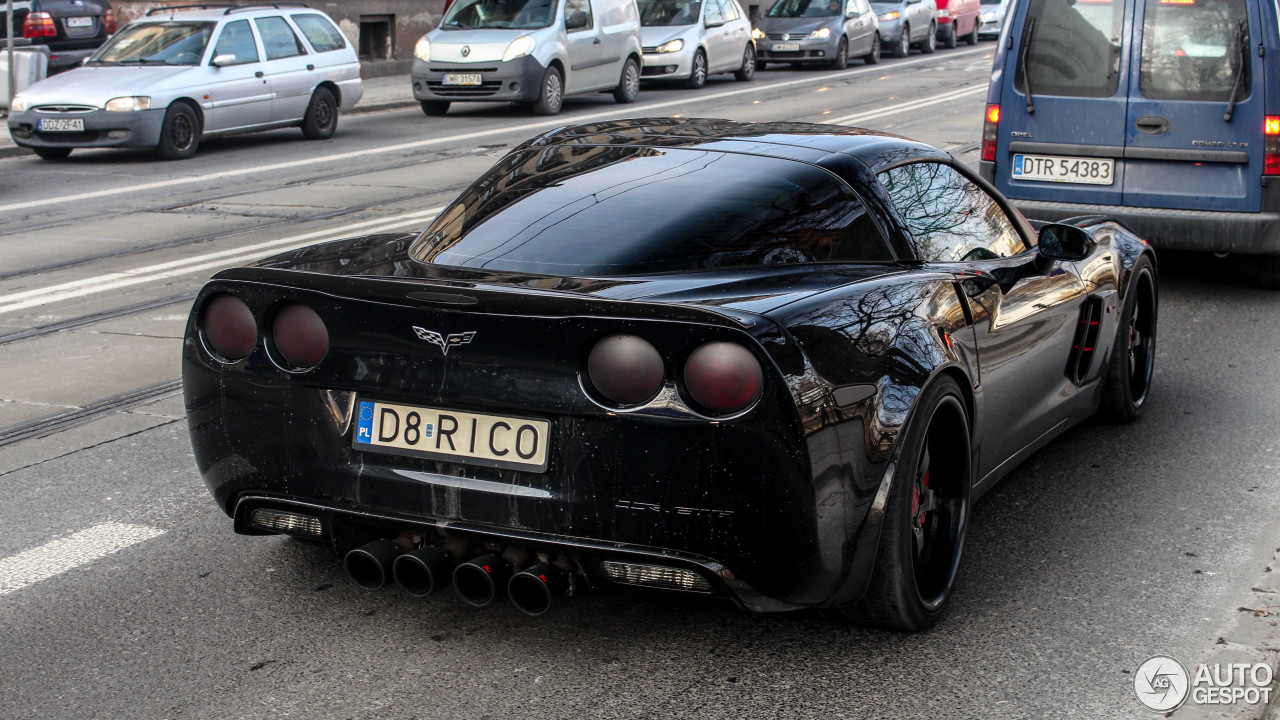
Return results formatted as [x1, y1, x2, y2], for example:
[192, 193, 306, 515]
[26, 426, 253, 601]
[442, 73, 483, 86]
[38, 118, 84, 132]
[1013, 154, 1114, 185]
[772, 43, 800, 51]
[353, 399, 550, 472]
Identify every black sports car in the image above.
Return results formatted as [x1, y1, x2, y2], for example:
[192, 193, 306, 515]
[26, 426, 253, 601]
[183, 118, 1158, 630]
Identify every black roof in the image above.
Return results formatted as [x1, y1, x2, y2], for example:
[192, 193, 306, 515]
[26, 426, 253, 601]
[516, 117, 950, 173]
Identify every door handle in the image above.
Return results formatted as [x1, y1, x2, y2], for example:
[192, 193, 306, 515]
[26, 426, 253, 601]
[593, 37, 601, 44]
[1135, 115, 1170, 135]
[255, 71, 264, 78]
[306, 64, 315, 71]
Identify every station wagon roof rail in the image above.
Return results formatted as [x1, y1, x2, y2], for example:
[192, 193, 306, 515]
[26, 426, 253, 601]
[144, 3, 308, 16]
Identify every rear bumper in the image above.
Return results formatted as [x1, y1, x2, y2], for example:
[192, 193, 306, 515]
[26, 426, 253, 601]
[7, 107, 165, 149]
[981, 161, 1280, 254]
[411, 55, 546, 103]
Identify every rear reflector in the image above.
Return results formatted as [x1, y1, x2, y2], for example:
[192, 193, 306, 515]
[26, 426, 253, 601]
[1266, 116, 1280, 175]
[202, 294, 257, 361]
[271, 303, 329, 369]
[250, 508, 323, 537]
[601, 561, 713, 593]
[982, 103, 999, 163]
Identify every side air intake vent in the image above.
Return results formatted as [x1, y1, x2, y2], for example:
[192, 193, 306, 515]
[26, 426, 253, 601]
[1066, 297, 1104, 385]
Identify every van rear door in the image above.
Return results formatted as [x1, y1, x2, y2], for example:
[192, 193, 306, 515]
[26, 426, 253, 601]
[994, 0, 1133, 206]
[1121, 0, 1263, 212]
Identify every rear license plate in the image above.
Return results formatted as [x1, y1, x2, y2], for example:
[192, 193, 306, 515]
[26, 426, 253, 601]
[353, 399, 551, 472]
[38, 118, 84, 132]
[442, 73, 483, 86]
[772, 42, 800, 51]
[1013, 153, 1115, 185]
[65, 16, 93, 27]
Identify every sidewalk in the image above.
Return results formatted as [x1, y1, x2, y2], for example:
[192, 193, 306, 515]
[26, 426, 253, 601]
[0, 72, 417, 159]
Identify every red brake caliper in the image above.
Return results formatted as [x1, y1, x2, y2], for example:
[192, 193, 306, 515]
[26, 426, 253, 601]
[913, 469, 930, 527]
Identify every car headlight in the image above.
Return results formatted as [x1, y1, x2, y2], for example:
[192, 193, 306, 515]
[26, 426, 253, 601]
[414, 36, 431, 62]
[655, 38, 684, 53]
[806, 27, 831, 40]
[878, 10, 900, 20]
[104, 96, 151, 112]
[503, 35, 536, 62]
[10, 96, 28, 112]
[752, 27, 765, 39]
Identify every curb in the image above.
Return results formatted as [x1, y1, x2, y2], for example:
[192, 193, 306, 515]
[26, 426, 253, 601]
[0, 96, 419, 160]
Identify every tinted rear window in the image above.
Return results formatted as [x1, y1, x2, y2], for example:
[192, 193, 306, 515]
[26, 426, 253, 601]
[413, 147, 892, 276]
[1017, 0, 1124, 98]
[1139, 0, 1250, 101]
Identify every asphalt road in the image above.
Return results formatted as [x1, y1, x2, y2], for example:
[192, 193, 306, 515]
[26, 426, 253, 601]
[2, 43, 1279, 720]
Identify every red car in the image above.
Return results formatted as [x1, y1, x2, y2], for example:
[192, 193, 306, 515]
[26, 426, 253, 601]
[935, 0, 979, 47]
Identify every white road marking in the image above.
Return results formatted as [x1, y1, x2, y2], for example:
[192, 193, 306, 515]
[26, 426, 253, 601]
[0, 207, 445, 316]
[0, 522, 164, 596]
[0, 46, 991, 215]
[827, 84, 987, 125]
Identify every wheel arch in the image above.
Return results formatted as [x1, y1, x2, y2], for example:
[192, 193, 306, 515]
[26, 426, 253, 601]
[315, 80, 341, 107]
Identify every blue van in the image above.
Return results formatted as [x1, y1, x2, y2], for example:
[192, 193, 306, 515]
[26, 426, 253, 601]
[980, 0, 1280, 287]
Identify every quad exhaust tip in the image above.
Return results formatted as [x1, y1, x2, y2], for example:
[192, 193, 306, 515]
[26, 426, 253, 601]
[343, 539, 408, 590]
[392, 546, 455, 597]
[508, 563, 568, 617]
[452, 553, 513, 607]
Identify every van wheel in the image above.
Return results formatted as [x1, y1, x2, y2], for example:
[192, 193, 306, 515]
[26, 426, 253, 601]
[965, 18, 979, 44]
[1257, 255, 1280, 290]
[941, 22, 957, 49]
[532, 65, 564, 115]
[919, 22, 937, 53]
[891, 25, 910, 57]
[734, 44, 756, 81]
[33, 147, 72, 160]
[300, 87, 338, 140]
[612, 57, 640, 103]
[686, 49, 707, 89]
[156, 102, 200, 160]
[863, 32, 881, 64]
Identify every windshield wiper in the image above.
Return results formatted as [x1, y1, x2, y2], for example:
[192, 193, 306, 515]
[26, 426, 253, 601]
[1223, 20, 1248, 122]
[1019, 17, 1036, 115]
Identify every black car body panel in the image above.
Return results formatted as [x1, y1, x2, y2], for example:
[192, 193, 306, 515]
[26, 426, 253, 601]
[184, 118, 1155, 612]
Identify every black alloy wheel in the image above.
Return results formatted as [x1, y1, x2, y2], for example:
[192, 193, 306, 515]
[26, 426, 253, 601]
[1100, 257, 1158, 422]
[300, 87, 338, 140]
[863, 32, 881, 64]
[735, 44, 756, 80]
[532, 65, 564, 115]
[33, 147, 72, 160]
[892, 25, 910, 57]
[420, 100, 451, 116]
[157, 102, 200, 160]
[686, 49, 708, 89]
[613, 57, 641, 103]
[920, 21, 937, 53]
[829, 36, 849, 69]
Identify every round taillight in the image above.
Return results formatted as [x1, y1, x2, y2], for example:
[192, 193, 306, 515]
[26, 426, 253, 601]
[202, 294, 257, 361]
[272, 303, 329, 369]
[683, 342, 762, 415]
[587, 334, 664, 406]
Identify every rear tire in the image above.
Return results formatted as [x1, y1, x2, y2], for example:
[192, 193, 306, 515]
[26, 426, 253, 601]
[863, 32, 881, 64]
[1099, 256, 1158, 422]
[941, 23, 957, 49]
[830, 376, 971, 631]
[300, 87, 338, 140]
[685, 49, 708, 89]
[33, 147, 72, 160]
[891, 25, 910, 57]
[919, 22, 937, 53]
[532, 65, 564, 115]
[734, 44, 756, 81]
[612, 57, 641, 103]
[420, 100, 450, 116]
[156, 101, 200, 160]
[829, 36, 849, 69]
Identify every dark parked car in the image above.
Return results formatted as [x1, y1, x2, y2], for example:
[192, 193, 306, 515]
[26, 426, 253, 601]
[184, 118, 1157, 630]
[3, 0, 114, 71]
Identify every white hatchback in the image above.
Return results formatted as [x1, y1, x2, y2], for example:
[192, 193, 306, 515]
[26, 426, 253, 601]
[7, 5, 363, 160]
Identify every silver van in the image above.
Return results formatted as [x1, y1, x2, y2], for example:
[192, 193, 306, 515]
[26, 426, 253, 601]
[412, 0, 644, 115]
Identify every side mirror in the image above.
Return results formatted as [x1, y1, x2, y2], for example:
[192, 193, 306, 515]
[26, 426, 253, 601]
[566, 10, 589, 29]
[211, 54, 236, 67]
[1037, 223, 1096, 262]
[706, 18, 724, 27]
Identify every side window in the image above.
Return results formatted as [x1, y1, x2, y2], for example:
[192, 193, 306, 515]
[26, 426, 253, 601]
[1016, 0, 1124, 98]
[253, 15, 307, 60]
[706, 0, 725, 24]
[879, 162, 1027, 262]
[721, 0, 742, 22]
[565, 0, 594, 30]
[291, 13, 347, 53]
[1139, 0, 1250, 102]
[212, 19, 260, 65]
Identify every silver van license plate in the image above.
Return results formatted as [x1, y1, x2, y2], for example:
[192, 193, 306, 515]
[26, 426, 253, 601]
[443, 73, 483, 86]
[1013, 154, 1114, 185]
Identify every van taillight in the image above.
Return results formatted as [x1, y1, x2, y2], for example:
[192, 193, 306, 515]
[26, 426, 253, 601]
[982, 104, 999, 163]
[1266, 116, 1280, 176]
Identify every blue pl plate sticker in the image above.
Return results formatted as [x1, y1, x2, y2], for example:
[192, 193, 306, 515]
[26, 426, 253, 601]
[1013, 154, 1024, 175]
[356, 401, 374, 443]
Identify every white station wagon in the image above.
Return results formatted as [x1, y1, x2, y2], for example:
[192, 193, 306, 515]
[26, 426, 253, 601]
[7, 4, 363, 160]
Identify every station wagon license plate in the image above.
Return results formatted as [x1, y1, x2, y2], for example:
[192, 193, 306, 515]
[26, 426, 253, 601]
[1013, 153, 1114, 185]
[65, 16, 93, 27]
[353, 399, 550, 471]
[772, 42, 800, 51]
[442, 73, 483, 86]
[38, 118, 84, 132]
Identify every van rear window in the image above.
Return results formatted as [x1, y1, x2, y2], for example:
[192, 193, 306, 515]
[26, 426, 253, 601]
[1139, 0, 1250, 101]
[1016, 0, 1124, 98]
